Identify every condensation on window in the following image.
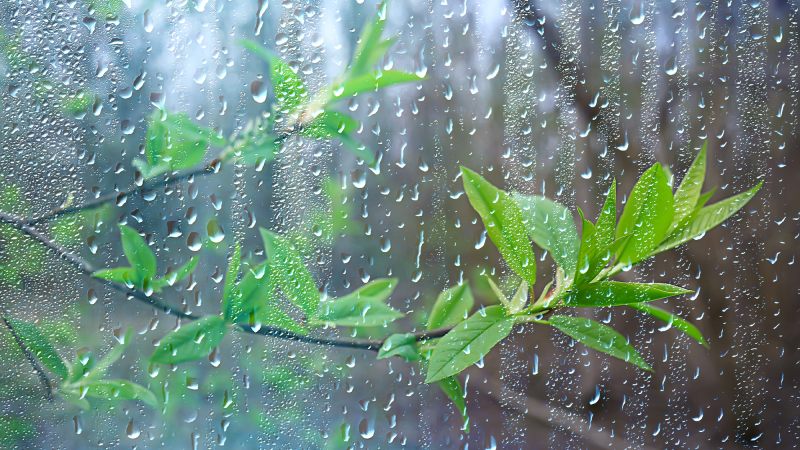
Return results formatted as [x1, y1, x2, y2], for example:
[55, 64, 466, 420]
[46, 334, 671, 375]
[0, 0, 793, 448]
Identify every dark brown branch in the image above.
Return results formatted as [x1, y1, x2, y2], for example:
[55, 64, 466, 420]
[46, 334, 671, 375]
[27, 164, 217, 225]
[27, 128, 298, 225]
[0, 305, 54, 401]
[0, 212, 453, 352]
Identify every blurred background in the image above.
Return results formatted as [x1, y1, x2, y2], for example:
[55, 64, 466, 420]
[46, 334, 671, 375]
[0, 0, 795, 448]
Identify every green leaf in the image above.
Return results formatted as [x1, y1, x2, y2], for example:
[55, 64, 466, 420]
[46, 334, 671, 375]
[301, 111, 359, 139]
[437, 376, 469, 433]
[91, 267, 137, 287]
[149, 316, 228, 364]
[222, 243, 242, 322]
[316, 278, 403, 327]
[461, 168, 537, 286]
[426, 305, 515, 383]
[615, 163, 674, 267]
[548, 315, 651, 371]
[484, 276, 511, 311]
[333, 70, 420, 102]
[377, 333, 420, 361]
[508, 281, 528, 314]
[260, 228, 320, 318]
[574, 235, 631, 286]
[155, 256, 200, 288]
[573, 207, 598, 283]
[695, 188, 716, 210]
[564, 281, 691, 307]
[628, 303, 708, 348]
[350, 1, 390, 77]
[512, 193, 580, 275]
[237, 132, 279, 165]
[239, 40, 307, 113]
[82, 327, 133, 383]
[57, 388, 91, 410]
[594, 182, 617, 248]
[80, 379, 158, 407]
[4, 317, 68, 380]
[68, 350, 96, 383]
[654, 181, 762, 254]
[428, 283, 474, 330]
[139, 111, 224, 179]
[118, 224, 157, 282]
[672, 143, 707, 230]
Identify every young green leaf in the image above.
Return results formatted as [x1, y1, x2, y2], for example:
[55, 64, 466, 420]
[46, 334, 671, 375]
[628, 303, 708, 348]
[316, 278, 403, 327]
[155, 256, 200, 288]
[427, 283, 474, 330]
[118, 224, 157, 282]
[57, 388, 91, 410]
[672, 143, 707, 229]
[82, 328, 133, 382]
[484, 276, 511, 311]
[654, 181, 763, 254]
[349, 1, 390, 77]
[574, 235, 631, 286]
[573, 207, 598, 283]
[512, 193, 580, 275]
[222, 243, 242, 322]
[333, 70, 420, 102]
[377, 333, 420, 361]
[594, 182, 617, 248]
[426, 305, 515, 383]
[239, 40, 307, 113]
[695, 187, 716, 210]
[564, 281, 691, 307]
[548, 315, 651, 371]
[92, 267, 137, 288]
[615, 163, 674, 267]
[508, 281, 528, 314]
[461, 168, 537, 287]
[80, 379, 158, 407]
[260, 228, 320, 318]
[150, 316, 228, 364]
[68, 350, 95, 383]
[437, 376, 469, 433]
[135, 111, 225, 179]
[301, 111, 359, 140]
[3, 317, 68, 380]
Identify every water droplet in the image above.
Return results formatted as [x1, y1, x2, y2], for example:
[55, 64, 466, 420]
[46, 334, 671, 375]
[193, 68, 207, 85]
[664, 56, 677, 75]
[126, 419, 141, 439]
[630, 0, 645, 24]
[750, 25, 764, 40]
[485, 63, 500, 80]
[120, 120, 135, 135]
[143, 9, 153, 33]
[82, 17, 96, 34]
[251, 80, 267, 103]
[358, 418, 375, 439]
[187, 232, 202, 252]
[275, 32, 289, 45]
[206, 220, 225, 243]
[380, 237, 391, 252]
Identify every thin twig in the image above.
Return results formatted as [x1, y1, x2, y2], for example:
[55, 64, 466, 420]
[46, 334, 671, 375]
[0, 305, 54, 401]
[0, 212, 453, 351]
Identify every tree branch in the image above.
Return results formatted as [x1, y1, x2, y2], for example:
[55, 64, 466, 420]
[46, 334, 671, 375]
[0, 212, 454, 352]
[0, 305, 54, 401]
[26, 127, 298, 225]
